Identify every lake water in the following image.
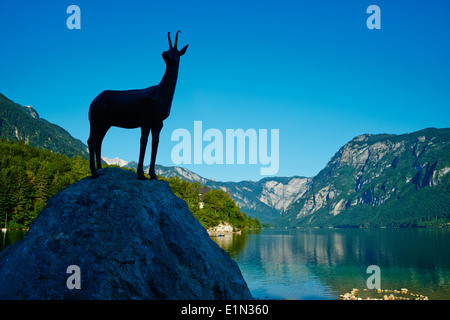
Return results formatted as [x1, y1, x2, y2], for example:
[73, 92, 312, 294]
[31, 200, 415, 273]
[212, 228, 450, 300]
[1, 230, 27, 252]
[2, 228, 450, 300]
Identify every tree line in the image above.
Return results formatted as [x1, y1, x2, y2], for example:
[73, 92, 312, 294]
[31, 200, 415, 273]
[0, 139, 91, 228]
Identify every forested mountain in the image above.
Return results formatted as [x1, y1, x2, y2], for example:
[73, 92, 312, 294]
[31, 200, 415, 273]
[0, 93, 89, 159]
[279, 128, 450, 228]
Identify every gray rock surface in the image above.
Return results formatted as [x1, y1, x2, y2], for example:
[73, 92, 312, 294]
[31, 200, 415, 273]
[0, 167, 253, 300]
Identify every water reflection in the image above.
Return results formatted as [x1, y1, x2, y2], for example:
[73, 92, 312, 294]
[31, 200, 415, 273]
[211, 230, 256, 260]
[212, 228, 450, 300]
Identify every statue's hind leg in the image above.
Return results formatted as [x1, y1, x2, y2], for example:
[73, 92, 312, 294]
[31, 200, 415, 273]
[95, 126, 110, 170]
[137, 126, 150, 180]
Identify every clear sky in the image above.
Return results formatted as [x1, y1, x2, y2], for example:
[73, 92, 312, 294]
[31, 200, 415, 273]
[1, 0, 449, 182]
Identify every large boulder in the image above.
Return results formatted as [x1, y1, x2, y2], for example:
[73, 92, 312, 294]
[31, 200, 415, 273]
[0, 167, 253, 300]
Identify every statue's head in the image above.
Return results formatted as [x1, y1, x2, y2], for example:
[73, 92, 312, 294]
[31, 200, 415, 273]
[163, 31, 189, 65]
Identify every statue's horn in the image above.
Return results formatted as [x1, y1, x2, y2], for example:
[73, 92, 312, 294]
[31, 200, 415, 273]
[168, 32, 173, 48]
[174, 30, 181, 49]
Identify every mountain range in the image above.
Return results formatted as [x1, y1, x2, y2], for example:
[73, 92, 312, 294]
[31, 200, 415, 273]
[122, 128, 450, 227]
[1, 92, 449, 227]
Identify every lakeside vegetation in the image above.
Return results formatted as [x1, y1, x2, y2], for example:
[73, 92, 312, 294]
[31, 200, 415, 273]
[0, 139, 260, 231]
[161, 175, 261, 231]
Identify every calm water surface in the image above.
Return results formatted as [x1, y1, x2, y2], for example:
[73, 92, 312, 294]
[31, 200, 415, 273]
[212, 228, 450, 300]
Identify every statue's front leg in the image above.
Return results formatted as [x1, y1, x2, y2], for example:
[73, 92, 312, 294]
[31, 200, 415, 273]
[138, 127, 150, 180]
[149, 142, 159, 180]
[149, 122, 163, 180]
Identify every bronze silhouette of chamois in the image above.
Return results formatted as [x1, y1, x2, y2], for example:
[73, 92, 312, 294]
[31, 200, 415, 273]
[88, 31, 188, 180]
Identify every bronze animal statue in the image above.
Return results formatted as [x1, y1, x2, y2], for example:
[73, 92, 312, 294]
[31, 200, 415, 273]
[88, 31, 188, 180]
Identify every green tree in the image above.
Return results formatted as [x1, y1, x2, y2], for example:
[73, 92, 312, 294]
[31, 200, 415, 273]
[0, 139, 93, 228]
[162, 175, 261, 231]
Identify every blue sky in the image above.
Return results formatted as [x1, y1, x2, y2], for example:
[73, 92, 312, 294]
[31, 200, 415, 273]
[1, 0, 449, 182]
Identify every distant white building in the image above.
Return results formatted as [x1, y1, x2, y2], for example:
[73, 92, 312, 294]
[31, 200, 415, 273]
[198, 187, 210, 209]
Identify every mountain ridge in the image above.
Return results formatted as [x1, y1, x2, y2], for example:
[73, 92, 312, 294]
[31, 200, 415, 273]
[0, 93, 89, 159]
[280, 127, 450, 227]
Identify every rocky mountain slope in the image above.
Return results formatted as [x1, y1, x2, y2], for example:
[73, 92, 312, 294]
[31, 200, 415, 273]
[102, 156, 129, 167]
[205, 176, 311, 222]
[0, 93, 89, 159]
[280, 128, 450, 228]
[0, 167, 252, 299]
